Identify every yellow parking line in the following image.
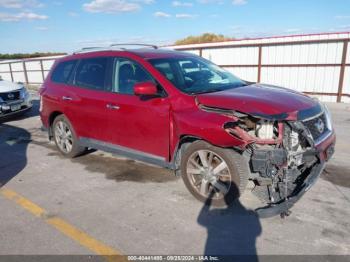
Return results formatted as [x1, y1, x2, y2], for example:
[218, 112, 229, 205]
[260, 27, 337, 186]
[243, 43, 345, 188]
[0, 188, 123, 262]
[1, 188, 45, 217]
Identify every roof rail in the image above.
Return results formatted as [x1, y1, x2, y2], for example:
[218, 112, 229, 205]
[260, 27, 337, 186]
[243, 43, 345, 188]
[73, 46, 111, 54]
[81, 46, 104, 50]
[72, 43, 158, 55]
[109, 43, 158, 49]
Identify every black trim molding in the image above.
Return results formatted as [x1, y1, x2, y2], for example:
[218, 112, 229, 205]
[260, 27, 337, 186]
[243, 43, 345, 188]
[79, 137, 175, 170]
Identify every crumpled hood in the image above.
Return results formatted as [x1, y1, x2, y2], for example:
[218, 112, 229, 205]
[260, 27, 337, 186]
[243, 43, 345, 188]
[0, 80, 23, 93]
[196, 84, 319, 119]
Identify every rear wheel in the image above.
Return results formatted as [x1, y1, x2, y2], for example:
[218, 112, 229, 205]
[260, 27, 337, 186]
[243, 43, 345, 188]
[52, 115, 85, 158]
[180, 141, 248, 207]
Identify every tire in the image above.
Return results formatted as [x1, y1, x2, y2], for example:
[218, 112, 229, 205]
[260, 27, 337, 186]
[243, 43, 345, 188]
[180, 140, 249, 207]
[52, 114, 85, 158]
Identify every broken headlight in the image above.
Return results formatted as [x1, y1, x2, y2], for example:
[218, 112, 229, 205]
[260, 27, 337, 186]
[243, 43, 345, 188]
[224, 117, 283, 146]
[255, 120, 275, 140]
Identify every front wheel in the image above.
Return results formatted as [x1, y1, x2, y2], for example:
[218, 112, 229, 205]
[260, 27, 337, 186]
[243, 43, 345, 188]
[180, 141, 249, 207]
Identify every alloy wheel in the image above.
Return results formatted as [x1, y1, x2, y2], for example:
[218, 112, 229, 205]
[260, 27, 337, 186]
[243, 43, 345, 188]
[186, 150, 232, 200]
[54, 120, 73, 153]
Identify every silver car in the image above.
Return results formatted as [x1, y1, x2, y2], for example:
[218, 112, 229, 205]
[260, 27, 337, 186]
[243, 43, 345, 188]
[0, 77, 32, 118]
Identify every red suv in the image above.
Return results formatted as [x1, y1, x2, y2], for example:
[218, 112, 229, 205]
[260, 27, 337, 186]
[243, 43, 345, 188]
[40, 45, 336, 217]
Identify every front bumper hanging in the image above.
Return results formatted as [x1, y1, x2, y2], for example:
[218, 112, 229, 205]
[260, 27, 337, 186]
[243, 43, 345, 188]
[255, 162, 325, 218]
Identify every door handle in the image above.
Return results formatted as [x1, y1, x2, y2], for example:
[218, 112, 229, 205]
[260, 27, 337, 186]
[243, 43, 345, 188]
[106, 104, 120, 110]
[62, 96, 73, 101]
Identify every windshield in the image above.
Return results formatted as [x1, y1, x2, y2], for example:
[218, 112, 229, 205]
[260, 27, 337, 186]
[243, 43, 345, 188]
[149, 57, 246, 94]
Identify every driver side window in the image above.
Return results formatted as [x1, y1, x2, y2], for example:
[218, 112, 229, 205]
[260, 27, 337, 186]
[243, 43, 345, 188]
[113, 58, 154, 95]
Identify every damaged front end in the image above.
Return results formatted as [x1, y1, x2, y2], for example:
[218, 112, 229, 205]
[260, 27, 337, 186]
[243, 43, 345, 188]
[200, 103, 335, 218]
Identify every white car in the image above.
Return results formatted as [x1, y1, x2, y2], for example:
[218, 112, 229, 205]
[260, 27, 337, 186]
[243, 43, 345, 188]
[0, 77, 32, 118]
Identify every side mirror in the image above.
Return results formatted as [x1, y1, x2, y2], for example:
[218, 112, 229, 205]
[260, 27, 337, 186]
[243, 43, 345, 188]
[134, 82, 158, 96]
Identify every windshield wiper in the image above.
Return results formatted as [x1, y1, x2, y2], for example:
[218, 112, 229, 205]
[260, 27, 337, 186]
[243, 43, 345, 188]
[191, 88, 224, 95]
[190, 83, 247, 95]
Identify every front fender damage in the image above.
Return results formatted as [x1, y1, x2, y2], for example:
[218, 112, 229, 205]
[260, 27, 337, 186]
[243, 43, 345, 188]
[199, 102, 335, 218]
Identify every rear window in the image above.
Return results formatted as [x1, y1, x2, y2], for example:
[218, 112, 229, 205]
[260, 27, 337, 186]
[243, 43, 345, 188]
[74, 57, 109, 91]
[51, 60, 77, 84]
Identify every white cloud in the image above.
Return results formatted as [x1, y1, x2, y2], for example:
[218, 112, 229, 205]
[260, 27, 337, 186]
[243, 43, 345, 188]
[172, 1, 193, 7]
[154, 11, 198, 19]
[18, 11, 47, 19]
[197, 0, 223, 4]
[83, 0, 154, 13]
[0, 0, 43, 9]
[232, 0, 247, 5]
[0, 11, 48, 21]
[175, 13, 197, 18]
[0, 12, 18, 21]
[134, 0, 154, 3]
[83, 0, 140, 13]
[154, 11, 171, 18]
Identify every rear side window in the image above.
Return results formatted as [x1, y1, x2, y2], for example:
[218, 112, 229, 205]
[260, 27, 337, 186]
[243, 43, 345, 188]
[51, 60, 77, 84]
[75, 57, 109, 91]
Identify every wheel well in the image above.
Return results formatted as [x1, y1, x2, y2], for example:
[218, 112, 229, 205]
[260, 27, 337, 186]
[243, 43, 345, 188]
[178, 135, 200, 149]
[48, 111, 62, 138]
[173, 135, 202, 170]
[172, 135, 242, 171]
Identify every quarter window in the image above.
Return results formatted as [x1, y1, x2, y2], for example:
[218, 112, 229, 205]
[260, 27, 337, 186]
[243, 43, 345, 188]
[51, 60, 77, 84]
[75, 57, 109, 90]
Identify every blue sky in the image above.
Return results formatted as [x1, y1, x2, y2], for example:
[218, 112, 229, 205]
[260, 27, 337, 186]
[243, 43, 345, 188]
[0, 0, 350, 53]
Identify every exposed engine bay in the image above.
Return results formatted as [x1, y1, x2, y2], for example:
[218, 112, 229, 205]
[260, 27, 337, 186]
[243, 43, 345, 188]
[246, 120, 318, 206]
[200, 103, 335, 217]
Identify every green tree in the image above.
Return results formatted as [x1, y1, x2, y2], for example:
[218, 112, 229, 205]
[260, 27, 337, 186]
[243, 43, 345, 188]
[0, 52, 66, 60]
